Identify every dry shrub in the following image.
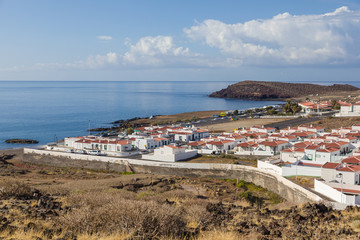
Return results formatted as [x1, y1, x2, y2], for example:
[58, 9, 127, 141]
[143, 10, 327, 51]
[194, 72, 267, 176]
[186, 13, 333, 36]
[59, 192, 186, 239]
[160, 189, 196, 203]
[196, 229, 241, 240]
[352, 220, 360, 231]
[184, 199, 212, 229]
[0, 179, 32, 199]
[65, 190, 136, 208]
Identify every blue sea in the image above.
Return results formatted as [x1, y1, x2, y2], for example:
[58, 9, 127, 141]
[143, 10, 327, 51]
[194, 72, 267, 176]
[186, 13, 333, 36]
[0, 80, 359, 150]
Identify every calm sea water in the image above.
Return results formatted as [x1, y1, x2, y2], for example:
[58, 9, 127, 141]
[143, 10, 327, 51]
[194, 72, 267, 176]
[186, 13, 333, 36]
[0, 80, 359, 149]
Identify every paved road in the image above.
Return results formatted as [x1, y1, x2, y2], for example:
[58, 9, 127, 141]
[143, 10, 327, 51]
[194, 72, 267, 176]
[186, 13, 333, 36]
[264, 113, 333, 129]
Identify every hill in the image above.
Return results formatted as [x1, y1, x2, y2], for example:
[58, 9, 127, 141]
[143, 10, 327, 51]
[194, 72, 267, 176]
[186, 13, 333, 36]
[209, 80, 359, 100]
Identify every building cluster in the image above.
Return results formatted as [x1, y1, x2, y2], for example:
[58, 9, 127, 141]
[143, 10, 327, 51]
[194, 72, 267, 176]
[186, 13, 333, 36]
[61, 117, 360, 206]
[63, 125, 209, 161]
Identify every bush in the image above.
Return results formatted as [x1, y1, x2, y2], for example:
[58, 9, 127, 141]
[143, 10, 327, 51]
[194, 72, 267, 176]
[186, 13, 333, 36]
[0, 180, 32, 199]
[59, 193, 186, 238]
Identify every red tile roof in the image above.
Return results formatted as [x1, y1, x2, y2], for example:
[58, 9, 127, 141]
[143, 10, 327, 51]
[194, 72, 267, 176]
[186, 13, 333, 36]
[260, 140, 288, 147]
[322, 162, 341, 169]
[188, 141, 206, 146]
[317, 148, 340, 153]
[342, 156, 360, 164]
[337, 165, 360, 172]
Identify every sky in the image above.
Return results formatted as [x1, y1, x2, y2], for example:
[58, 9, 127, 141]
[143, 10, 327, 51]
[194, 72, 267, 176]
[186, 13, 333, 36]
[1, 0, 360, 82]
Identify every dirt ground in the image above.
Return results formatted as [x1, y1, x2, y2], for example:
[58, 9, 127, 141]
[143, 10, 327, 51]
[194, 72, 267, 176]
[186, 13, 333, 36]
[1, 149, 360, 239]
[205, 118, 288, 132]
[311, 116, 360, 132]
[133, 110, 224, 125]
[292, 90, 360, 103]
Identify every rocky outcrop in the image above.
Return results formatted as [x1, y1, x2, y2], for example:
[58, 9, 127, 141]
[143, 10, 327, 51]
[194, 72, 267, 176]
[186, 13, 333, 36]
[209, 80, 359, 100]
[5, 139, 39, 144]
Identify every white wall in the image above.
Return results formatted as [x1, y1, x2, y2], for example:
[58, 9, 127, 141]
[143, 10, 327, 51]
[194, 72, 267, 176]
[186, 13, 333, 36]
[314, 179, 360, 205]
[258, 161, 321, 177]
[142, 149, 197, 162]
[282, 165, 321, 177]
[257, 161, 282, 175]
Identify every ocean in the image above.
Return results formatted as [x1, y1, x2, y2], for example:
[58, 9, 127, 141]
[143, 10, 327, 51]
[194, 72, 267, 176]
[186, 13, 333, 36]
[0, 80, 359, 150]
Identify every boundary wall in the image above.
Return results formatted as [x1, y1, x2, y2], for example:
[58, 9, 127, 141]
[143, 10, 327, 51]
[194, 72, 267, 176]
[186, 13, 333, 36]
[314, 179, 360, 205]
[23, 148, 323, 204]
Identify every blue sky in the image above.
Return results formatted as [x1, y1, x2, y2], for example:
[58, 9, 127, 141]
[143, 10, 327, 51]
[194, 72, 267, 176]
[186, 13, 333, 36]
[1, 0, 360, 81]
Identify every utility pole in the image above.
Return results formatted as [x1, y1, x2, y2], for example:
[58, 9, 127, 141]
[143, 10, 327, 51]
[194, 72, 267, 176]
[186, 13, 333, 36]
[88, 120, 91, 136]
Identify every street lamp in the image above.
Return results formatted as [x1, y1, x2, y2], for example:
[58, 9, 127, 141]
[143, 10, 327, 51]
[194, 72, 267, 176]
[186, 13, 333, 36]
[337, 173, 343, 203]
[295, 156, 299, 183]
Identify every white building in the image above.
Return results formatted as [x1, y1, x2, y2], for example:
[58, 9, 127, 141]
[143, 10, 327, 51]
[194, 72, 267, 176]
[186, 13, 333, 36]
[336, 102, 360, 117]
[142, 145, 197, 162]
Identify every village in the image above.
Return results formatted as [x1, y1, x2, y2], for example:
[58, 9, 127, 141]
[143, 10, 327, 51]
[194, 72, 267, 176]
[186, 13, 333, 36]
[47, 100, 360, 207]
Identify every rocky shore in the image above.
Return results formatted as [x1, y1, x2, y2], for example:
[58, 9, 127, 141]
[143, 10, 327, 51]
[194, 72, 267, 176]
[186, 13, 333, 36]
[5, 139, 39, 144]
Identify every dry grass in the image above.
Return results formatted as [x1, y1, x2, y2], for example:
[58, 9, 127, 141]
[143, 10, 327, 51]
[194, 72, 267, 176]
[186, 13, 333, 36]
[0, 179, 32, 199]
[311, 116, 360, 132]
[196, 229, 242, 240]
[205, 118, 288, 132]
[59, 192, 186, 239]
[133, 110, 224, 126]
[286, 176, 315, 188]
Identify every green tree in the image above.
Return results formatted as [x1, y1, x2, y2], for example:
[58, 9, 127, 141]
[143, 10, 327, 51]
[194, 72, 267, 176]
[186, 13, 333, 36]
[331, 100, 341, 110]
[266, 108, 277, 115]
[126, 127, 134, 135]
[283, 101, 302, 114]
[233, 110, 239, 115]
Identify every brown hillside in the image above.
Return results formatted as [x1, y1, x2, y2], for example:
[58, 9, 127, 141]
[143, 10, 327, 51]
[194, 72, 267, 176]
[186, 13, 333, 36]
[209, 80, 359, 100]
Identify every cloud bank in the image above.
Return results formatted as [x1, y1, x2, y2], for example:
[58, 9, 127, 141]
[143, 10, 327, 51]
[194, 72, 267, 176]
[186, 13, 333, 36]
[184, 6, 360, 66]
[2, 6, 360, 72]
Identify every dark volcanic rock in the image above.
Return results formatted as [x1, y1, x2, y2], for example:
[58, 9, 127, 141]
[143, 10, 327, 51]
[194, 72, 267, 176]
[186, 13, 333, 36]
[209, 80, 359, 100]
[5, 139, 39, 144]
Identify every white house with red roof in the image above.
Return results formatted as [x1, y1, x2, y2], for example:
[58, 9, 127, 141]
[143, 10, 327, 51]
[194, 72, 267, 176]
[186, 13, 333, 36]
[142, 144, 197, 162]
[236, 140, 289, 156]
[336, 102, 360, 117]
[250, 126, 276, 134]
[299, 101, 332, 114]
[131, 136, 170, 150]
[321, 162, 360, 185]
[206, 140, 235, 153]
[291, 131, 318, 141]
[314, 161, 360, 205]
[64, 136, 134, 155]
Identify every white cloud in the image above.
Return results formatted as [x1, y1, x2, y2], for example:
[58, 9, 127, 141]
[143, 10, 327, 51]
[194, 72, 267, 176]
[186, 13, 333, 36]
[97, 35, 113, 40]
[35, 52, 118, 70]
[122, 35, 191, 66]
[184, 6, 360, 66]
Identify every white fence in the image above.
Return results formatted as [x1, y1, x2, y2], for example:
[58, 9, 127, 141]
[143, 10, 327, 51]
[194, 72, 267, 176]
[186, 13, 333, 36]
[314, 179, 360, 205]
[24, 148, 323, 203]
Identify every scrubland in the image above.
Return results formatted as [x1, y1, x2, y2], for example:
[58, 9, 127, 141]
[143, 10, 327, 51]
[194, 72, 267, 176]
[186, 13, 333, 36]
[0, 149, 360, 239]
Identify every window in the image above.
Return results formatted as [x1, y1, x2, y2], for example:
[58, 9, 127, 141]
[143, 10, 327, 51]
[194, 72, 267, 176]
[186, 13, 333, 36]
[104, 145, 107, 150]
